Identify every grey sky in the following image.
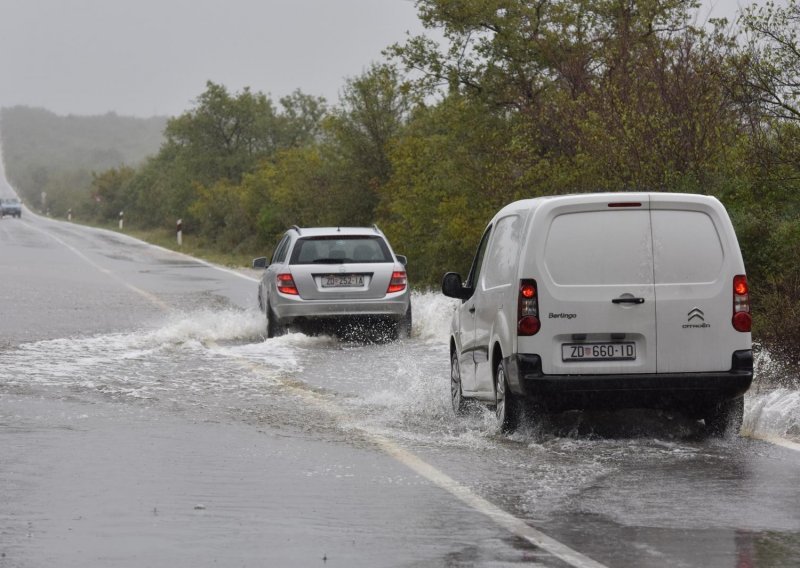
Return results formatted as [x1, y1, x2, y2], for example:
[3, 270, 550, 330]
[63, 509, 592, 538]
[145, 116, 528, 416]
[0, 0, 770, 118]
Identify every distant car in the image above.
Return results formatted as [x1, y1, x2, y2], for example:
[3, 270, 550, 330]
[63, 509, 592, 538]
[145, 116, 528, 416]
[253, 226, 412, 340]
[0, 198, 22, 218]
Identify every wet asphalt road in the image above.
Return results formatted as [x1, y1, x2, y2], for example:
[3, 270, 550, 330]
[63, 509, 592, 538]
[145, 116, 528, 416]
[1, 212, 799, 568]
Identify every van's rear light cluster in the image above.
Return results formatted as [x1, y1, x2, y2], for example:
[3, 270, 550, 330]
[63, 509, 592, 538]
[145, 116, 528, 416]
[277, 273, 299, 295]
[518, 279, 540, 336]
[387, 271, 407, 294]
[732, 274, 751, 332]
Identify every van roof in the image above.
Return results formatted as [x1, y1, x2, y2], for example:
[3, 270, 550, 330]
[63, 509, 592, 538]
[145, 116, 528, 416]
[493, 192, 721, 218]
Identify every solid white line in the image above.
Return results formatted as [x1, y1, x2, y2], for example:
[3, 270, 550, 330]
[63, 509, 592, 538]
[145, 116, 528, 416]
[236, 356, 608, 568]
[749, 434, 800, 453]
[370, 433, 608, 568]
[30, 213, 261, 283]
[22, 219, 173, 312]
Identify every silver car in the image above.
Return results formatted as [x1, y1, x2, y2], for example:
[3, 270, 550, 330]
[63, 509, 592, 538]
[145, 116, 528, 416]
[253, 226, 412, 339]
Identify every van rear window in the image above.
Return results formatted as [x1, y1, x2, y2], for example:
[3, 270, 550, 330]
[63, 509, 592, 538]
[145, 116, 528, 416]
[652, 210, 723, 284]
[544, 211, 653, 285]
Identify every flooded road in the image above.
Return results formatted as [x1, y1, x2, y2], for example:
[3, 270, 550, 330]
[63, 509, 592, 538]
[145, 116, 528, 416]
[1, 213, 799, 567]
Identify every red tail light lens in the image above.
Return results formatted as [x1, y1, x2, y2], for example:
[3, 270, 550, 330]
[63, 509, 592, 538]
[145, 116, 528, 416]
[387, 271, 407, 294]
[518, 279, 540, 336]
[518, 316, 541, 335]
[732, 274, 751, 332]
[277, 273, 299, 295]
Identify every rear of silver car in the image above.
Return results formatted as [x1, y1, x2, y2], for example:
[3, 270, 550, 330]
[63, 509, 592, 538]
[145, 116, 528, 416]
[256, 228, 411, 339]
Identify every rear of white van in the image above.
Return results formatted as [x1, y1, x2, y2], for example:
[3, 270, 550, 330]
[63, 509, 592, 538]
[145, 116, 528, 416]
[507, 193, 753, 417]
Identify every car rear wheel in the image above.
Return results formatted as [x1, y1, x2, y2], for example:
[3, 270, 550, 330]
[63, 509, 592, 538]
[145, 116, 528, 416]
[705, 396, 744, 437]
[391, 306, 413, 340]
[265, 302, 285, 339]
[495, 359, 519, 432]
[450, 351, 467, 415]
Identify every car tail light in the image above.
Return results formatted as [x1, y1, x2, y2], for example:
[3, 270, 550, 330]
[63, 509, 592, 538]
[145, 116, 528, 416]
[277, 273, 299, 295]
[732, 274, 751, 332]
[518, 279, 540, 336]
[387, 271, 407, 294]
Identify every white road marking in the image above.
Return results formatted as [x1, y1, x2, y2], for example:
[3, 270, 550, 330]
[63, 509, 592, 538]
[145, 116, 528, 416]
[748, 434, 800, 453]
[235, 356, 609, 568]
[22, 219, 173, 312]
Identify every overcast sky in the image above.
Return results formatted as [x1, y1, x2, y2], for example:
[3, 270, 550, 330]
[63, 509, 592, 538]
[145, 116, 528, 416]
[0, 0, 768, 118]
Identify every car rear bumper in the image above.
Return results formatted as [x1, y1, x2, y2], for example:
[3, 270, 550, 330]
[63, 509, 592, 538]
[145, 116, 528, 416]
[274, 295, 409, 322]
[505, 350, 754, 413]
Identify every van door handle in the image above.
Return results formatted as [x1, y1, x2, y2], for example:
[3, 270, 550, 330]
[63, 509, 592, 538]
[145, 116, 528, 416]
[468, 306, 476, 314]
[612, 297, 645, 304]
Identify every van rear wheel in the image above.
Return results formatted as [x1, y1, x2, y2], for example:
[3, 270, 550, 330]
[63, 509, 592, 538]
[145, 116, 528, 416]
[450, 351, 467, 415]
[705, 396, 744, 437]
[495, 359, 519, 432]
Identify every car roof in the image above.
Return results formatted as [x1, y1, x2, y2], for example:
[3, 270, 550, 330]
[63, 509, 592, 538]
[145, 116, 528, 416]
[291, 226, 384, 238]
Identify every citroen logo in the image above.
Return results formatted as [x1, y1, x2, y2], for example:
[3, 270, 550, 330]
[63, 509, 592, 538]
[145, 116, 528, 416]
[687, 308, 704, 322]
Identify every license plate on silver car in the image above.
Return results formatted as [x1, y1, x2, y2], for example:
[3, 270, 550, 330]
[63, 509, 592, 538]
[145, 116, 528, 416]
[562, 342, 636, 362]
[322, 274, 365, 288]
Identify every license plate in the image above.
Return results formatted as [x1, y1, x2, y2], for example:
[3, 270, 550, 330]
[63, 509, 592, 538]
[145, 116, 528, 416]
[562, 342, 636, 362]
[322, 274, 365, 288]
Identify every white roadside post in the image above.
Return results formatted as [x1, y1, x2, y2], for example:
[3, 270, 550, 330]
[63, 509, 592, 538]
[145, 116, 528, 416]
[177, 219, 183, 246]
[119, 211, 124, 230]
[67, 208, 72, 222]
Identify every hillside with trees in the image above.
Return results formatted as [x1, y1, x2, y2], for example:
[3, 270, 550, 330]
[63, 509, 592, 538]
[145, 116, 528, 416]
[1, 0, 799, 354]
[0, 106, 166, 214]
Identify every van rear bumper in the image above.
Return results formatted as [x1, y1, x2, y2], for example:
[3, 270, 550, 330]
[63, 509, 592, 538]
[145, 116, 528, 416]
[505, 351, 753, 413]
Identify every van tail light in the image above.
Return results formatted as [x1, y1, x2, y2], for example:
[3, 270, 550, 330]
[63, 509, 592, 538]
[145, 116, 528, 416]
[518, 279, 541, 336]
[277, 273, 299, 295]
[732, 274, 751, 332]
[387, 271, 407, 294]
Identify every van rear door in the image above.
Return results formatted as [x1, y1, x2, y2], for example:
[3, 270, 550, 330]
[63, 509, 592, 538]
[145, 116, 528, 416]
[650, 195, 744, 373]
[529, 194, 657, 375]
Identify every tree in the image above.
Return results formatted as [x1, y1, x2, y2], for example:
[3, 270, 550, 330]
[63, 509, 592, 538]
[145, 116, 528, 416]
[164, 81, 280, 185]
[739, 0, 800, 122]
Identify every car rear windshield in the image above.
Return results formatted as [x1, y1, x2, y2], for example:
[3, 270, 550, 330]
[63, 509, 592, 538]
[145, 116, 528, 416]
[290, 236, 393, 264]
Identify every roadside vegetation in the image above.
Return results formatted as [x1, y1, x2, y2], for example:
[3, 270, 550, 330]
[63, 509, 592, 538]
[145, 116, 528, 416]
[1, 0, 799, 354]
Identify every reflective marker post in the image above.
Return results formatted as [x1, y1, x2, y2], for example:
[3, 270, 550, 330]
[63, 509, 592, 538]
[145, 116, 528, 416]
[67, 208, 72, 222]
[177, 219, 183, 246]
[119, 211, 124, 230]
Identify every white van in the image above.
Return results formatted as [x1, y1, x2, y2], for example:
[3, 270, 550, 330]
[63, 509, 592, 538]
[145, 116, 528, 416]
[442, 193, 753, 435]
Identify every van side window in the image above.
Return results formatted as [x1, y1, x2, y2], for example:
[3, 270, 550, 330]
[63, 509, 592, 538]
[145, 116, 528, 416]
[272, 235, 290, 264]
[466, 226, 493, 289]
[483, 215, 522, 289]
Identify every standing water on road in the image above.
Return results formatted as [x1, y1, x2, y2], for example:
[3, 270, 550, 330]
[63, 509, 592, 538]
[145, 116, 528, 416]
[0, 290, 798, 444]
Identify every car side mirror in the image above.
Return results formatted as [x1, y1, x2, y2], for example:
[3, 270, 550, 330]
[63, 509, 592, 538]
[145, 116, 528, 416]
[442, 272, 472, 301]
[396, 255, 408, 267]
[252, 257, 268, 269]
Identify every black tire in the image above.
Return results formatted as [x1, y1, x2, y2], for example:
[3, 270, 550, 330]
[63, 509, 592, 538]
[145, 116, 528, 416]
[705, 396, 744, 437]
[450, 350, 468, 415]
[495, 359, 519, 433]
[265, 302, 285, 339]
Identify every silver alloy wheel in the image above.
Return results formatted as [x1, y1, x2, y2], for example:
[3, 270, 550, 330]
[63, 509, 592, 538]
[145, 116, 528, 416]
[451, 351, 464, 414]
[495, 362, 507, 424]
